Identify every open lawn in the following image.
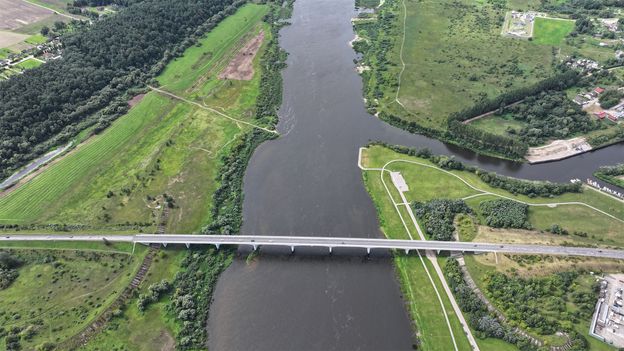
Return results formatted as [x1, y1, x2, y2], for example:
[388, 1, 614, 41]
[532, 17, 575, 45]
[355, 0, 555, 130]
[0, 248, 141, 350]
[0, 4, 270, 234]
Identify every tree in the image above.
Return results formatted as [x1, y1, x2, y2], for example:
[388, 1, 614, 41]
[40, 26, 50, 36]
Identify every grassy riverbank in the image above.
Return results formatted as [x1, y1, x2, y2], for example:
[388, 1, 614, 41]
[0, 2, 285, 350]
[361, 144, 623, 350]
[0, 3, 270, 233]
[0, 248, 142, 350]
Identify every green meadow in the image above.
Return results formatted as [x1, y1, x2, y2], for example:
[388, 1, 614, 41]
[532, 17, 575, 45]
[0, 248, 142, 350]
[0, 3, 270, 234]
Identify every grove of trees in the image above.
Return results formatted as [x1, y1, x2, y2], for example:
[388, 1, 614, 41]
[479, 199, 531, 229]
[0, 0, 241, 181]
[412, 199, 472, 241]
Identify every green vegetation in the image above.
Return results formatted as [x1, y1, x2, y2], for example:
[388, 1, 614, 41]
[479, 199, 530, 229]
[1, 2, 286, 350]
[24, 33, 48, 45]
[598, 89, 624, 109]
[594, 163, 624, 188]
[0, 248, 140, 350]
[0, 4, 271, 234]
[413, 200, 471, 241]
[362, 144, 624, 349]
[14, 58, 43, 70]
[79, 249, 185, 351]
[469, 115, 527, 139]
[532, 17, 575, 45]
[354, 0, 554, 131]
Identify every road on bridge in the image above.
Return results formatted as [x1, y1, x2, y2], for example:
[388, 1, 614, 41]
[1, 234, 623, 259]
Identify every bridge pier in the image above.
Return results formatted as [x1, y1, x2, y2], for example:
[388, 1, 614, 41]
[404, 249, 410, 255]
[366, 247, 371, 255]
[290, 246, 295, 254]
[329, 246, 333, 255]
[215, 244, 220, 250]
[253, 245, 257, 251]
[185, 243, 190, 249]
[163, 243, 167, 248]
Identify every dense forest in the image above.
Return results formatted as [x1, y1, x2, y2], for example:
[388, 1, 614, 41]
[0, 0, 241, 180]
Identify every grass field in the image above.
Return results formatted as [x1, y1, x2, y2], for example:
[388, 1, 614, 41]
[361, 145, 623, 349]
[0, 248, 141, 350]
[355, 0, 555, 130]
[79, 249, 186, 351]
[469, 114, 527, 138]
[532, 17, 575, 45]
[15, 57, 43, 70]
[0, 3, 270, 234]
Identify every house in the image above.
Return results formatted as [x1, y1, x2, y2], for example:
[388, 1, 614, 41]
[607, 113, 618, 122]
[595, 87, 605, 95]
[595, 111, 606, 120]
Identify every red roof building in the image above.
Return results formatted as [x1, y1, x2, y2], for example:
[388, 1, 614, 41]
[607, 113, 617, 122]
[595, 111, 606, 119]
[595, 87, 605, 94]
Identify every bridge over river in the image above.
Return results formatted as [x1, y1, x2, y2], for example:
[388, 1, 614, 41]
[2, 234, 624, 259]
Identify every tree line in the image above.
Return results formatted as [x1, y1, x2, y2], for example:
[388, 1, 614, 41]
[0, 0, 241, 181]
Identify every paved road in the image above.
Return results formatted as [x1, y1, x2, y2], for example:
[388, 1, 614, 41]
[1, 234, 623, 259]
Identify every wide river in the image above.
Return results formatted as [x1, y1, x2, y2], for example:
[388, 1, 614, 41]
[207, 0, 624, 349]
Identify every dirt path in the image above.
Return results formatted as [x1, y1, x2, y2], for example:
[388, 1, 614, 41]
[218, 30, 264, 81]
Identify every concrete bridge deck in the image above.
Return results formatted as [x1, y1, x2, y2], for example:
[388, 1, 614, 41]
[1, 234, 623, 259]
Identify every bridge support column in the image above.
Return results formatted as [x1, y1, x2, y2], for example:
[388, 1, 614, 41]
[290, 246, 295, 254]
[366, 247, 371, 255]
[215, 244, 220, 250]
[253, 245, 257, 251]
[437, 249, 440, 255]
[185, 243, 190, 249]
[404, 249, 409, 255]
[132, 242, 136, 255]
[329, 247, 333, 255]
[163, 243, 167, 248]
[494, 252, 498, 264]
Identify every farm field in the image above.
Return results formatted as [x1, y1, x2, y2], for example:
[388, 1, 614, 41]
[355, 0, 555, 130]
[0, 3, 271, 234]
[532, 17, 575, 45]
[361, 144, 623, 349]
[0, 248, 142, 350]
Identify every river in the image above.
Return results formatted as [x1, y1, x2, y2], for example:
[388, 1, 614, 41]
[207, 0, 624, 349]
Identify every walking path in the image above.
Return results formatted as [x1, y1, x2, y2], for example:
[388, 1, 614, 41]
[148, 86, 279, 135]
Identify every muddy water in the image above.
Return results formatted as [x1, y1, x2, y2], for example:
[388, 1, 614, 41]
[207, 0, 624, 349]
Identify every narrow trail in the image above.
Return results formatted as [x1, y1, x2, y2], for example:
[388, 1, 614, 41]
[394, 0, 408, 110]
[148, 86, 279, 135]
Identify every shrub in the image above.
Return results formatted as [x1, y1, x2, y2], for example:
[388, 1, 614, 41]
[479, 199, 530, 229]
